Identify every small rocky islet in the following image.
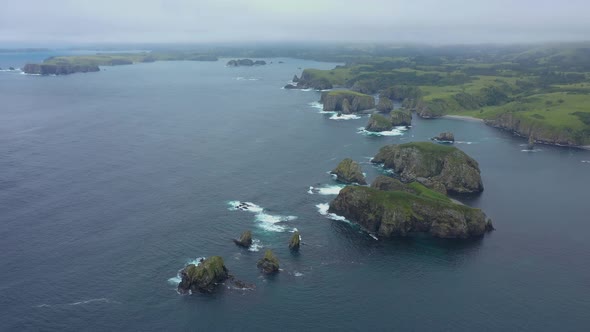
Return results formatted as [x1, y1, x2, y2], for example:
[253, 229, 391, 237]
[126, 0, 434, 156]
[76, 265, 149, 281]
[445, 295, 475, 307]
[226, 59, 267, 67]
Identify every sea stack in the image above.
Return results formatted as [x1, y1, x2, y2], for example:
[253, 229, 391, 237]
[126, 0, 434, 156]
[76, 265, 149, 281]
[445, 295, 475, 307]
[233, 230, 253, 248]
[289, 231, 301, 251]
[257, 250, 280, 274]
[331, 158, 367, 185]
[527, 135, 535, 150]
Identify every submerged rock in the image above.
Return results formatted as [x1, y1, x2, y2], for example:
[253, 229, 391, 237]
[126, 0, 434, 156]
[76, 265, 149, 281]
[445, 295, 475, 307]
[331, 158, 367, 185]
[329, 186, 492, 239]
[257, 250, 280, 274]
[390, 109, 412, 126]
[178, 256, 229, 294]
[433, 132, 455, 143]
[289, 231, 301, 251]
[365, 113, 393, 132]
[372, 142, 483, 194]
[233, 230, 253, 248]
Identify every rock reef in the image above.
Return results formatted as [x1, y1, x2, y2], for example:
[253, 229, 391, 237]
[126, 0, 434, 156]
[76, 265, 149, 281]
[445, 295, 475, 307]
[432, 132, 455, 143]
[257, 250, 280, 274]
[177, 256, 229, 294]
[331, 158, 367, 185]
[372, 142, 483, 194]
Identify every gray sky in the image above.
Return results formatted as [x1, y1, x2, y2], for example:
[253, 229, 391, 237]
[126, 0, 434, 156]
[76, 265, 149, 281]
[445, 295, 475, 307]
[1, 0, 589, 45]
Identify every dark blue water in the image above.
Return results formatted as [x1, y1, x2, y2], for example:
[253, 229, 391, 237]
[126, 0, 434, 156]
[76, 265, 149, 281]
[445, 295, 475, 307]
[1, 55, 590, 331]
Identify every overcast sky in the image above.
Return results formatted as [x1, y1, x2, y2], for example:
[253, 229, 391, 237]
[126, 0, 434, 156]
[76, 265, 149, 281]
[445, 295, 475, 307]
[1, 0, 589, 45]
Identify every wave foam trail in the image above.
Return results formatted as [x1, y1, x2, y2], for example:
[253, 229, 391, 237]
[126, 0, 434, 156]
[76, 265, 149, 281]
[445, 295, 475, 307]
[309, 101, 323, 110]
[308, 185, 345, 195]
[330, 113, 361, 120]
[358, 126, 407, 136]
[521, 149, 542, 152]
[249, 239, 262, 252]
[228, 201, 296, 232]
[455, 141, 475, 145]
[582, 160, 589, 163]
[316, 203, 351, 224]
[236, 76, 260, 81]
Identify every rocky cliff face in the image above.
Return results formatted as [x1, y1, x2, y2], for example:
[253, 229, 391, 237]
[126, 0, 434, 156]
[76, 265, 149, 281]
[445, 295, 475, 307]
[329, 186, 492, 239]
[372, 142, 483, 194]
[484, 112, 582, 146]
[376, 97, 394, 113]
[23, 63, 100, 75]
[284, 70, 333, 90]
[320, 91, 375, 113]
[390, 109, 412, 126]
[331, 158, 367, 185]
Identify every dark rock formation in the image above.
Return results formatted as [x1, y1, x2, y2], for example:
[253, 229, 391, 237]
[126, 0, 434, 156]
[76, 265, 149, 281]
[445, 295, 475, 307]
[257, 250, 280, 274]
[177, 256, 229, 294]
[8, 66, 15, 71]
[329, 186, 492, 239]
[331, 158, 367, 185]
[365, 113, 393, 132]
[289, 231, 301, 251]
[371, 176, 409, 192]
[320, 91, 375, 113]
[376, 97, 394, 113]
[432, 132, 455, 143]
[226, 59, 266, 67]
[233, 230, 253, 248]
[527, 135, 535, 150]
[292, 75, 299, 83]
[23, 63, 100, 75]
[390, 109, 412, 126]
[372, 142, 483, 194]
[283, 70, 333, 90]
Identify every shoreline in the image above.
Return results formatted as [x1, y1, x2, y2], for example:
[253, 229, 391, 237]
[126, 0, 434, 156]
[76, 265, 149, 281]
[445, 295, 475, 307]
[441, 115, 484, 122]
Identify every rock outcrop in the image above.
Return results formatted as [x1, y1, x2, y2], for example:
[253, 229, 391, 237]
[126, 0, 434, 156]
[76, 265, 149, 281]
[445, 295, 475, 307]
[365, 113, 393, 132]
[372, 142, 483, 194]
[390, 109, 412, 126]
[376, 97, 394, 113]
[527, 135, 535, 150]
[257, 250, 280, 274]
[320, 91, 375, 113]
[226, 59, 266, 67]
[233, 230, 253, 248]
[289, 231, 301, 251]
[292, 75, 299, 83]
[329, 186, 492, 239]
[23, 63, 100, 75]
[432, 132, 455, 143]
[177, 256, 229, 294]
[331, 158, 367, 185]
[284, 70, 333, 90]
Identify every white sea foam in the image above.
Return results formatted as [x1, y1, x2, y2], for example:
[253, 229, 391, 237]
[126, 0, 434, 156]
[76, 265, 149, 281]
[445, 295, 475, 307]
[455, 141, 475, 145]
[582, 160, 589, 163]
[330, 113, 361, 120]
[236, 76, 260, 81]
[369, 234, 379, 241]
[308, 101, 324, 110]
[69, 298, 111, 306]
[248, 239, 262, 252]
[228, 201, 296, 232]
[521, 149, 542, 152]
[308, 184, 345, 195]
[316, 203, 351, 223]
[294, 272, 304, 277]
[357, 126, 407, 137]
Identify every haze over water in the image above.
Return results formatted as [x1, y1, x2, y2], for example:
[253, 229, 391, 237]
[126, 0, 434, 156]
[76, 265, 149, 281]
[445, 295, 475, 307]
[1, 54, 589, 330]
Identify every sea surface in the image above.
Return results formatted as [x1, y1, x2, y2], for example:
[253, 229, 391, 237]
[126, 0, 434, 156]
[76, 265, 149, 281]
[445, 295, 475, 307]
[1, 53, 590, 331]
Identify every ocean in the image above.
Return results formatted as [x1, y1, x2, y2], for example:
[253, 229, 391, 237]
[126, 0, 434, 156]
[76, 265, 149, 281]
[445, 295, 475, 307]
[1, 53, 589, 331]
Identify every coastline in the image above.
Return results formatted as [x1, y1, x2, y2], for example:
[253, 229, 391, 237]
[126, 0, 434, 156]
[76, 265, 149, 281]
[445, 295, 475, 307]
[441, 115, 484, 122]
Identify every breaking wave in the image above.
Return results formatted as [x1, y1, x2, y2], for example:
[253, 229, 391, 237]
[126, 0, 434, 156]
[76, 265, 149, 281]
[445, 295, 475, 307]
[236, 76, 260, 81]
[316, 203, 351, 224]
[357, 126, 407, 137]
[330, 113, 361, 120]
[168, 257, 206, 286]
[308, 184, 345, 195]
[228, 201, 297, 232]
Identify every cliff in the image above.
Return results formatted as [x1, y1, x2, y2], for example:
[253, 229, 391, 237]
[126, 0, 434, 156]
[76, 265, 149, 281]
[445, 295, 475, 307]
[372, 142, 484, 194]
[23, 63, 100, 75]
[320, 90, 375, 113]
[329, 185, 492, 239]
[366, 113, 393, 132]
[331, 158, 367, 185]
[285, 69, 333, 90]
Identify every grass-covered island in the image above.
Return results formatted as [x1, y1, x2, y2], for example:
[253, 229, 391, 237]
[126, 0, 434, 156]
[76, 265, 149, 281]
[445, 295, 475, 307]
[296, 44, 590, 147]
[22, 52, 218, 75]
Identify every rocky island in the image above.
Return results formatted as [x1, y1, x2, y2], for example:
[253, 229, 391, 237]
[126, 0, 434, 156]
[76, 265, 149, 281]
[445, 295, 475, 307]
[284, 70, 333, 90]
[226, 59, 267, 67]
[372, 142, 484, 195]
[331, 158, 367, 185]
[329, 179, 493, 239]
